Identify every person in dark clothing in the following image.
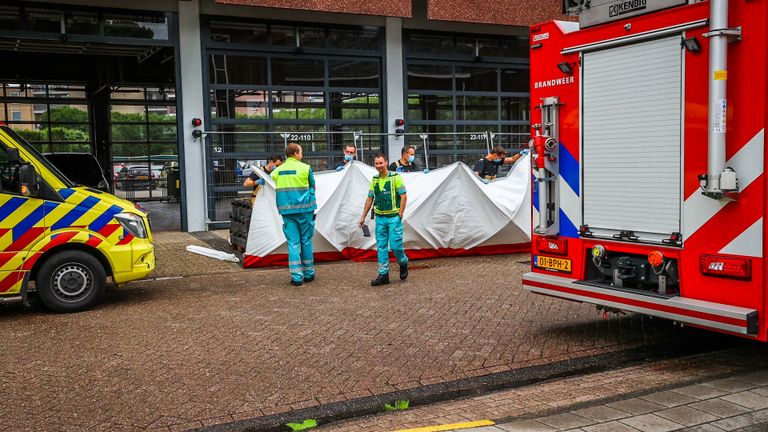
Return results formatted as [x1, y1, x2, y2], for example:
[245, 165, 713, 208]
[473, 146, 528, 181]
[243, 154, 284, 204]
[243, 154, 284, 188]
[389, 145, 418, 173]
[335, 144, 358, 170]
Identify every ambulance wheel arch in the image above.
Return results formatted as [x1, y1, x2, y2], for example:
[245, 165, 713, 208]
[30, 245, 112, 313]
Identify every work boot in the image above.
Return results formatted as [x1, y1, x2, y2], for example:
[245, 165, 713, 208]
[371, 273, 390, 286]
[399, 262, 408, 280]
[290, 280, 303, 287]
[303, 275, 315, 283]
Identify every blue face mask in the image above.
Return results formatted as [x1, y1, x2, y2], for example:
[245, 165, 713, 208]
[344, 154, 353, 162]
[493, 158, 502, 163]
[408, 155, 415, 163]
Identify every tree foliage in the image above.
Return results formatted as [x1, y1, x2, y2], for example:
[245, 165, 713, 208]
[17, 106, 177, 156]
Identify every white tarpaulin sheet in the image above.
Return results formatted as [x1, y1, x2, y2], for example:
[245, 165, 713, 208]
[243, 157, 531, 267]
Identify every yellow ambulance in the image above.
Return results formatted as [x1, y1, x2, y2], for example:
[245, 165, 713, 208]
[0, 125, 155, 312]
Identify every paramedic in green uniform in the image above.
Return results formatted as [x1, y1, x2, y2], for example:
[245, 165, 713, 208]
[271, 143, 317, 286]
[358, 153, 409, 286]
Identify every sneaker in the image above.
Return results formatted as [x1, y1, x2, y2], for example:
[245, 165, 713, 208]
[371, 274, 390, 286]
[290, 280, 303, 287]
[399, 262, 408, 280]
[304, 275, 315, 283]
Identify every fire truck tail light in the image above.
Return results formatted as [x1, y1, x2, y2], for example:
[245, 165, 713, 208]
[536, 237, 567, 256]
[648, 251, 664, 267]
[700, 254, 751, 280]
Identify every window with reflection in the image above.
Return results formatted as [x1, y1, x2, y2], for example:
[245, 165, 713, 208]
[103, 14, 168, 39]
[407, 64, 452, 91]
[271, 58, 325, 87]
[108, 86, 177, 201]
[272, 92, 325, 120]
[405, 31, 530, 169]
[209, 90, 269, 120]
[407, 94, 453, 121]
[455, 37, 476, 56]
[329, 60, 380, 88]
[455, 67, 498, 92]
[271, 25, 295, 46]
[501, 68, 530, 93]
[1, 6, 170, 41]
[66, 12, 99, 35]
[502, 97, 529, 121]
[0, 83, 91, 154]
[407, 32, 527, 61]
[328, 28, 379, 51]
[26, 8, 61, 33]
[456, 96, 498, 121]
[204, 21, 384, 221]
[329, 93, 380, 120]
[408, 33, 453, 55]
[299, 27, 326, 48]
[210, 21, 267, 44]
[0, 6, 21, 31]
[208, 21, 382, 53]
[209, 54, 267, 86]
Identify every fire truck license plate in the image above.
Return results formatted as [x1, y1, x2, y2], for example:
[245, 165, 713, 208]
[535, 255, 571, 272]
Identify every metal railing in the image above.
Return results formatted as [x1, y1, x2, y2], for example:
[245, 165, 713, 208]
[200, 129, 530, 225]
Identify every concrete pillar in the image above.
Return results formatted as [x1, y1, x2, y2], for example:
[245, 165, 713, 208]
[178, 0, 206, 232]
[385, 17, 405, 163]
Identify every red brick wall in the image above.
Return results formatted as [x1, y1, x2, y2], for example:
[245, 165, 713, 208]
[428, 0, 567, 26]
[214, 0, 412, 17]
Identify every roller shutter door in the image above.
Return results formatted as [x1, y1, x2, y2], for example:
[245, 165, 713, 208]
[582, 35, 683, 241]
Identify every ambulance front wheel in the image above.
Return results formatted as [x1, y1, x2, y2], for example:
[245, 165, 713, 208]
[36, 250, 106, 313]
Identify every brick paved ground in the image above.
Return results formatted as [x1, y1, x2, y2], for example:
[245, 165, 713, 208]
[0, 253, 717, 431]
[455, 355, 768, 432]
[150, 230, 240, 278]
[320, 346, 768, 431]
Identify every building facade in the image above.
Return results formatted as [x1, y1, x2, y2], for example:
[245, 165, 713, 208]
[0, 0, 565, 231]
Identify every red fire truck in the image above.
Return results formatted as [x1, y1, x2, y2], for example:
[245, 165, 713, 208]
[523, 0, 767, 340]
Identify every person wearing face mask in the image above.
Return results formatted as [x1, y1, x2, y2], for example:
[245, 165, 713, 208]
[473, 146, 528, 181]
[335, 144, 357, 171]
[389, 145, 418, 173]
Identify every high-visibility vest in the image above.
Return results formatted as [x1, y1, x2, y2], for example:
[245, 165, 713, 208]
[271, 157, 316, 215]
[371, 172, 404, 216]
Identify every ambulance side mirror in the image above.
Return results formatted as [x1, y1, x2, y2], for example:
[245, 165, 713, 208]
[19, 163, 39, 197]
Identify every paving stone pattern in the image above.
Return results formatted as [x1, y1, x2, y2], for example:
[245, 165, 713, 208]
[149, 230, 240, 278]
[478, 370, 768, 432]
[321, 348, 768, 431]
[0, 254, 685, 431]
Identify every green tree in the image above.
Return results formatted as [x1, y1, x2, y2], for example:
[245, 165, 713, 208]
[40, 106, 89, 132]
[19, 106, 92, 150]
[15, 129, 45, 142]
[110, 112, 146, 142]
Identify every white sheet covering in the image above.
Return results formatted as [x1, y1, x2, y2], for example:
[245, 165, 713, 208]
[243, 156, 531, 267]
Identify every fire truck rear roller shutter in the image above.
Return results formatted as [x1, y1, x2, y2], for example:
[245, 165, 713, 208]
[582, 35, 683, 242]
